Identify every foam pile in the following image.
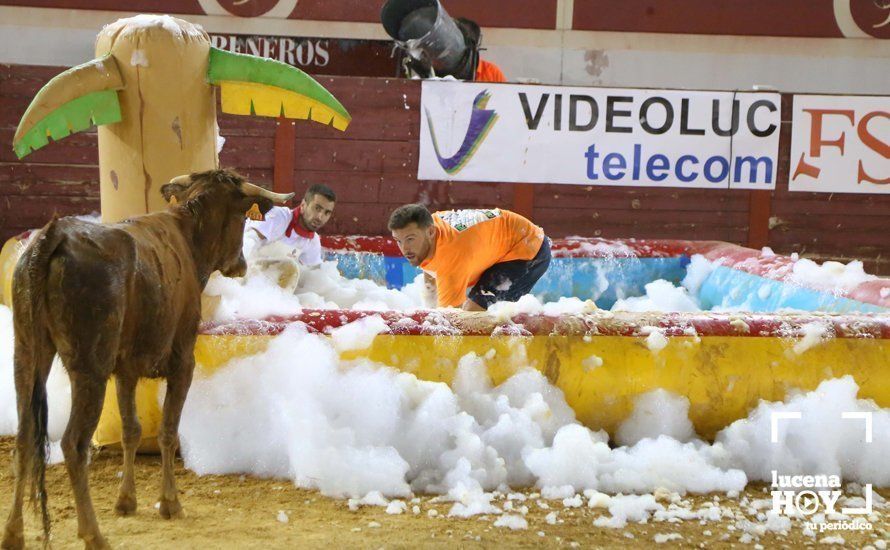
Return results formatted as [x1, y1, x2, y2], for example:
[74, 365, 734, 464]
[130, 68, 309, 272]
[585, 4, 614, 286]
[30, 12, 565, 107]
[0, 305, 886, 530]
[171, 320, 886, 505]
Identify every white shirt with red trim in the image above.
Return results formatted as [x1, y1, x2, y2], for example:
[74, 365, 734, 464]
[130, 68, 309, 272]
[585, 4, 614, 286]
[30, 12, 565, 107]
[244, 206, 323, 267]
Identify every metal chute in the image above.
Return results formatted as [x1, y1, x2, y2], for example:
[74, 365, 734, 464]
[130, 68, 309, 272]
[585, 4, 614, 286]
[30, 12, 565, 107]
[381, 0, 478, 80]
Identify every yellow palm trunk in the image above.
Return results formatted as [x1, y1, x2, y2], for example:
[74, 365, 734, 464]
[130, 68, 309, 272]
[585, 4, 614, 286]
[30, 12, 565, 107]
[95, 17, 218, 222]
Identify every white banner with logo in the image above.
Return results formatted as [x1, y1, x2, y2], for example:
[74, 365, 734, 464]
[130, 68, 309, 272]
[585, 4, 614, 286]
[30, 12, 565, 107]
[789, 95, 889, 194]
[418, 81, 781, 190]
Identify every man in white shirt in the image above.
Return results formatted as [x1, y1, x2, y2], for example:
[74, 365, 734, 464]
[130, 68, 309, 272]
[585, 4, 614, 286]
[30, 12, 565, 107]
[243, 184, 336, 267]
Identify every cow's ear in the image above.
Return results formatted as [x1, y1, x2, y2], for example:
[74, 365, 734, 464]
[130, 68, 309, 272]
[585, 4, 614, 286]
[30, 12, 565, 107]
[245, 203, 264, 221]
[161, 183, 187, 204]
[241, 196, 275, 216]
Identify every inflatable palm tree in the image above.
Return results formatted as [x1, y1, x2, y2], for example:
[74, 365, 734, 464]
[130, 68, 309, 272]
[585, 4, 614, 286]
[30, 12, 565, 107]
[12, 14, 350, 223]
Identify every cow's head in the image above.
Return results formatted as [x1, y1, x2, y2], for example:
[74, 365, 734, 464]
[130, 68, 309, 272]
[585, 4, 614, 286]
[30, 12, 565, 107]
[161, 169, 293, 279]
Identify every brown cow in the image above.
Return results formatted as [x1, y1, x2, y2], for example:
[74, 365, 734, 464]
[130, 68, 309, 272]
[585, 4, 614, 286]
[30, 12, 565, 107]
[1, 169, 292, 549]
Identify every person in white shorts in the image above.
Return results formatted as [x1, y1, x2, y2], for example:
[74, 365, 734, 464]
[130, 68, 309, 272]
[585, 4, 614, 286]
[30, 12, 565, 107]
[243, 184, 336, 267]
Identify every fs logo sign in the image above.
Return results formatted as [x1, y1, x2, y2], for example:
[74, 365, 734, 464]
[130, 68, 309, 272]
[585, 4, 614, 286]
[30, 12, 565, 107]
[790, 95, 890, 194]
[770, 410, 875, 533]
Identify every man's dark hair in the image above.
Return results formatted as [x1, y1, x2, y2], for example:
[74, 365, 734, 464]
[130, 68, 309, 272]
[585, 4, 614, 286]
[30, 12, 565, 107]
[388, 204, 434, 231]
[305, 184, 336, 203]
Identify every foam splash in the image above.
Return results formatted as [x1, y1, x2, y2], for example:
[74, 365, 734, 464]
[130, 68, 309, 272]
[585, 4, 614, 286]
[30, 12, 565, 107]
[611, 280, 702, 312]
[203, 260, 427, 321]
[790, 259, 877, 293]
[615, 389, 696, 447]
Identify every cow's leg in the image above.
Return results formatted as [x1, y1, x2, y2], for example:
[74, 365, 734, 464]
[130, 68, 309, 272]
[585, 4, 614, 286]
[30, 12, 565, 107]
[62, 371, 110, 550]
[113, 374, 141, 516]
[2, 352, 34, 550]
[157, 351, 194, 520]
[2, 343, 49, 550]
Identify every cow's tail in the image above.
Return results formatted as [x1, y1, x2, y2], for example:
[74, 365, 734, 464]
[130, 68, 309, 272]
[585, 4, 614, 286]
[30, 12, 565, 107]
[29, 366, 51, 545]
[15, 220, 64, 543]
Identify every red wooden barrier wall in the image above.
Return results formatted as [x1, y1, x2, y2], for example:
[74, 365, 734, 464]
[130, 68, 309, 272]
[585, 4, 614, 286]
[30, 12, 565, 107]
[1, 64, 888, 274]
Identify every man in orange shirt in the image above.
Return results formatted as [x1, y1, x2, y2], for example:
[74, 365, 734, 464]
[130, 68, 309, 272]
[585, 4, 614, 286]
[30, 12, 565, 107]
[457, 18, 507, 83]
[475, 58, 506, 83]
[389, 204, 550, 310]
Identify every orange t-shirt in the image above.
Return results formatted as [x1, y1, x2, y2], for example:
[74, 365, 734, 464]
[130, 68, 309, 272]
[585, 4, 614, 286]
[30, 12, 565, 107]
[475, 59, 507, 83]
[420, 209, 545, 308]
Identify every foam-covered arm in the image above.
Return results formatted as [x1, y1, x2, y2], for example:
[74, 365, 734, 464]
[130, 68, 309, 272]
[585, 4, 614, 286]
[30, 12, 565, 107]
[243, 228, 265, 259]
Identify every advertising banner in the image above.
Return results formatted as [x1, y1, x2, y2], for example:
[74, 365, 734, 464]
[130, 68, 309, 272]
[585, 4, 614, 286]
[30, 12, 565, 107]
[419, 81, 781, 190]
[789, 94, 889, 194]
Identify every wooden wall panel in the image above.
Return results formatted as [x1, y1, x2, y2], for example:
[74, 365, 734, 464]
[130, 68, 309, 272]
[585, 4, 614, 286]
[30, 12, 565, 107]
[1, 63, 887, 275]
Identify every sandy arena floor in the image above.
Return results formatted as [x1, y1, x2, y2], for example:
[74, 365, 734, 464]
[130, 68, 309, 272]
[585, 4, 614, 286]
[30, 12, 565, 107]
[0, 438, 887, 549]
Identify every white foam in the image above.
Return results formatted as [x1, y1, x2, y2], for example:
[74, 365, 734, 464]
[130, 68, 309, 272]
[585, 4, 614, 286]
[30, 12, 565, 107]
[593, 494, 663, 528]
[0, 305, 16, 435]
[611, 280, 701, 313]
[170, 323, 749, 506]
[681, 254, 718, 296]
[330, 315, 389, 353]
[493, 514, 528, 529]
[716, 376, 890, 486]
[6, 303, 881, 516]
[0, 306, 74, 464]
[616, 389, 696, 447]
[790, 259, 877, 294]
[654, 533, 683, 543]
[385, 500, 407, 514]
[214, 121, 226, 155]
[792, 321, 830, 355]
[566, 238, 635, 258]
[581, 354, 603, 372]
[644, 329, 669, 353]
[203, 260, 426, 322]
[0, 233, 887, 529]
[487, 294, 598, 319]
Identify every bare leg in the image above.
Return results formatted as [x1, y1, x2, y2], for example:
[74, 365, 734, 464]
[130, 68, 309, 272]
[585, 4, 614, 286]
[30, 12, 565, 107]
[62, 372, 110, 550]
[114, 375, 141, 516]
[158, 352, 194, 520]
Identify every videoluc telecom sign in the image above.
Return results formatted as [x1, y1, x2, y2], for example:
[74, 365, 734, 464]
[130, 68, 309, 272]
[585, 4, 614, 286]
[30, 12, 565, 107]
[418, 81, 781, 190]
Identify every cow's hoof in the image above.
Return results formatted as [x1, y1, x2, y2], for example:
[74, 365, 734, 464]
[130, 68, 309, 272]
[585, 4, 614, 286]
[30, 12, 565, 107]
[1, 529, 24, 550]
[114, 494, 137, 516]
[159, 498, 183, 520]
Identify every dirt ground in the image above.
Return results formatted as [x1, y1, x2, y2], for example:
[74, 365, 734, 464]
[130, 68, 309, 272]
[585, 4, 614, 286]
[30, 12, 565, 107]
[0, 438, 886, 549]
